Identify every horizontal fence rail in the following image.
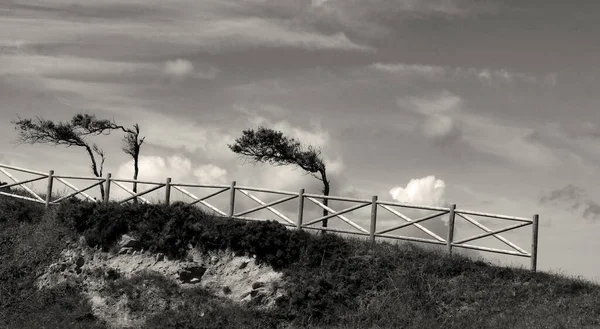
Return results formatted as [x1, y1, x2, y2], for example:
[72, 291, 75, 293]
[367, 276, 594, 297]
[0, 163, 540, 271]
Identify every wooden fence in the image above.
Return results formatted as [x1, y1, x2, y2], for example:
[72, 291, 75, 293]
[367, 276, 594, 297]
[0, 163, 539, 271]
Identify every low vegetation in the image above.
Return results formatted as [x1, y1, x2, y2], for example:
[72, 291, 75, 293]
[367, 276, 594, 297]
[1, 189, 600, 329]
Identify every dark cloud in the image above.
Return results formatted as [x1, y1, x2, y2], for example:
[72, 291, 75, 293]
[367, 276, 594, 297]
[540, 185, 600, 221]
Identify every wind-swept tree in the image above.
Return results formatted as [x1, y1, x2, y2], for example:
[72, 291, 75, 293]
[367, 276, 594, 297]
[228, 126, 332, 228]
[12, 113, 114, 199]
[114, 123, 145, 203]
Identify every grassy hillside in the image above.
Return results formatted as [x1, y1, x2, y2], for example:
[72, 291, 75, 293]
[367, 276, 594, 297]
[1, 190, 600, 329]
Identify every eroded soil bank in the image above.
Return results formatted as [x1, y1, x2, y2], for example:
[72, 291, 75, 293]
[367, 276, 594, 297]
[36, 235, 285, 328]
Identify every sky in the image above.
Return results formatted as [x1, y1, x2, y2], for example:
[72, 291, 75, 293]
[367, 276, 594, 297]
[1, 0, 599, 281]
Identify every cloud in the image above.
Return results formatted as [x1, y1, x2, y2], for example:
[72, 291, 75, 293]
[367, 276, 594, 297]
[307, 0, 498, 40]
[461, 114, 561, 168]
[0, 54, 219, 83]
[114, 155, 228, 198]
[0, 5, 373, 53]
[455, 67, 537, 84]
[162, 58, 220, 80]
[387, 176, 455, 252]
[234, 104, 330, 148]
[369, 63, 447, 79]
[390, 176, 447, 208]
[540, 185, 600, 221]
[371, 62, 541, 85]
[397, 90, 463, 146]
[543, 72, 558, 88]
[193, 164, 228, 185]
[421, 114, 462, 145]
[398, 90, 562, 167]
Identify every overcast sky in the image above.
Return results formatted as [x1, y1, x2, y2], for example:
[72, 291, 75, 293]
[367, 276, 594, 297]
[1, 0, 599, 281]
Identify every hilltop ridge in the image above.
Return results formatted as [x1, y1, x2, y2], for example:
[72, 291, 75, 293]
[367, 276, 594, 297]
[1, 192, 599, 329]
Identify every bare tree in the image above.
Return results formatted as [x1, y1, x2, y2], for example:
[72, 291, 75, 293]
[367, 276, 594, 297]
[228, 126, 331, 228]
[12, 113, 113, 199]
[114, 123, 145, 203]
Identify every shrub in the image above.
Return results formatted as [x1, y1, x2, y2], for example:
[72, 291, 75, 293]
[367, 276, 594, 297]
[0, 192, 45, 223]
[55, 198, 101, 232]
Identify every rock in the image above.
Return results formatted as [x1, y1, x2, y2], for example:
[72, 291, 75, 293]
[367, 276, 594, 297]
[179, 266, 206, 284]
[76, 256, 85, 268]
[239, 261, 249, 270]
[240, 291, 252, 301]
[155, 253, 164, 262]
[252, 281, 265, 290]
[210, 256, 218, 264]
[119, 234, 142, 250]
[250, 289, 264, 298]
[222, 286, 232, 295]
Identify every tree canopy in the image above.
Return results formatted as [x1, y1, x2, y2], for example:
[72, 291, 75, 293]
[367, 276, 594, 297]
[12, 113, 145, 200]
[229, 126, 331, 227]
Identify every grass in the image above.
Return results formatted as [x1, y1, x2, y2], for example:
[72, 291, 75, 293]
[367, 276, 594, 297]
[1, 188, 600, 329]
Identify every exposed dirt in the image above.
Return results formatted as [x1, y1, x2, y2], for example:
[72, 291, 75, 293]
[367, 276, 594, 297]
[36, 236, 285, 328]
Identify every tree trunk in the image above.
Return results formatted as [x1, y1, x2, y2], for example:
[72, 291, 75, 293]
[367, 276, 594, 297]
[132, 152, 139, 204]
[84, 144, 105, 200]
[321, 169, 330, 231]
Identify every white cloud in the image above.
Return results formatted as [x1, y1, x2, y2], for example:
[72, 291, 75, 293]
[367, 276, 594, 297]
[387, 176, 452, 245]
[369, 63, 447, 79]
[390, 176, 447, 208]
[193, 164, 228, 185]
[371, 62, 541, 85]
[114, 155, 228, 199]
[0, 54, 153, 77]
[163, 59, 194, 78]
[0, 8, 373, 53]
[0, 54, 219, 83]
[162, 58, 220, 80]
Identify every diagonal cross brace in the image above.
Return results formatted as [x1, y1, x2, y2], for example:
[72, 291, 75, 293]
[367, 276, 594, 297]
[0, 175, 47, 190]
[305, 197, 369, 233]
[0, 168, 45, 202]
[0, 191, 44, 203]
[172, 185, 228, 216]
[179, 186, 230, 207]
[379, 204, 446, 242]
[237, 189, 296, 225]
[52, 180, 105, 203]
[376, 210, 449, 235]
[453, 221, 531, 245]
[456, 213, 528, 254]
[112, 181, 151, 204]
[119, 184, 165, 204]
[54, 177, 96, 202]
[303, 202, 370, 227]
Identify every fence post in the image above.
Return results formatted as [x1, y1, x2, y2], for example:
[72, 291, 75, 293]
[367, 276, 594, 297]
[104, 173, 111, 203]
[229, 181, 236, 219]
[165, 177, 171, 205]
[369, 195, 378, 247]
[531, 214, 539, 272]
[447, 204, 456, 255]
[297, 188, 305, 230]
[45, 170, 54, 209]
